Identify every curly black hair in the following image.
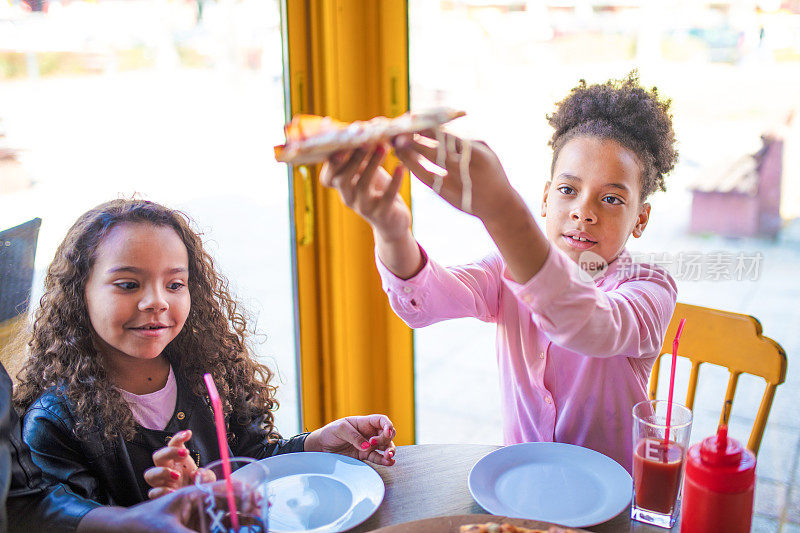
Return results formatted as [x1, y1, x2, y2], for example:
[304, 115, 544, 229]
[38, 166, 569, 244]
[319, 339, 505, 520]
[14, 199, 280, 442]
[547, 71, 678, 201]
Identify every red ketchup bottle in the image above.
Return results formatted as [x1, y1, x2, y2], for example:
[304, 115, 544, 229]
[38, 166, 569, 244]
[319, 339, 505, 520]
[680, 425, 756, 533]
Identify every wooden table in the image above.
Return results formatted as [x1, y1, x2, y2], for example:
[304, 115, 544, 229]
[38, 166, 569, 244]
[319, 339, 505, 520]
[349, 444, 678, 532]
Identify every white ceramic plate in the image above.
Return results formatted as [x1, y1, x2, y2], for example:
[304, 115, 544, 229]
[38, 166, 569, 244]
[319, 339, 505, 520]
[249, 452, 384, 533]
[468, 443, 632, 528]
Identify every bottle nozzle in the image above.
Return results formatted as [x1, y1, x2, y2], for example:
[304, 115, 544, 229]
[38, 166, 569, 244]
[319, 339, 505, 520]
[700, 424, 744, 467]
[716, 425, 728, 453]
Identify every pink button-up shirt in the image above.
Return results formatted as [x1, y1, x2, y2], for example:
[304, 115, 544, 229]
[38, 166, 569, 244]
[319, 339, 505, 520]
[377, 245, 677, 472]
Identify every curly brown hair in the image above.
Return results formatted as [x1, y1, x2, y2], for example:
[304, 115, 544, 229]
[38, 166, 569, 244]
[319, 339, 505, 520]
[547, 71, 678, 201]
[13, 199, 279, 441]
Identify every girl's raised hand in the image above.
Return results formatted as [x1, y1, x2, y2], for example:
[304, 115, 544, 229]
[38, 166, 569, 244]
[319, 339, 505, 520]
[304, 414, 397, 466]
[319, 145, 410, 242]
[392, 131, 518, 222]
[144, 430, 199, 499]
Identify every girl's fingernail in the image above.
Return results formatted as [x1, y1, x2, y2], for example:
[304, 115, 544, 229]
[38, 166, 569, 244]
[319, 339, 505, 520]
[178, 448, 188, 457]
[369, 437, 378, 445]
[170, 471, 181, 480]
[360, 442, 370, 450]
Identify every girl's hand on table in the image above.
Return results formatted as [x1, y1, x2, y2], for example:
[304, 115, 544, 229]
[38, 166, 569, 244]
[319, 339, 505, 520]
[393, 131, 521, 223]
[319, 145, 410, 242]
[77, 485, 203, 532]
[305, 414, 397, 466]
[144, 430, 202, 499]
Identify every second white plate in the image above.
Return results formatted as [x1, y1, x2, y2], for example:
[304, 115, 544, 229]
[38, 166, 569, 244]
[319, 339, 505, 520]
[252, 452, 384, 533]
[468, 442, 632, 528]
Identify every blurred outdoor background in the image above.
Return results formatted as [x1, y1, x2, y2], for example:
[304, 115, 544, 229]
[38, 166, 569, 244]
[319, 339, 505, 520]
[1, 0, 799, 530]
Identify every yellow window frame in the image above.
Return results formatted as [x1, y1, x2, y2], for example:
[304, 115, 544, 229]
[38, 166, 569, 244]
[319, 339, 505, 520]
[282, 0, 414, 444]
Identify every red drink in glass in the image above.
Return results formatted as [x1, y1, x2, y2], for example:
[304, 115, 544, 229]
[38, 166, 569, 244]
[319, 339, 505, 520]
[631, 400, 692, 528]
[633, 438, 684, 514]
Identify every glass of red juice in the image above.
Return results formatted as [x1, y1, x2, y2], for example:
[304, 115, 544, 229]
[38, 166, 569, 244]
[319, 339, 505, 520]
[631, 400, 693, 528]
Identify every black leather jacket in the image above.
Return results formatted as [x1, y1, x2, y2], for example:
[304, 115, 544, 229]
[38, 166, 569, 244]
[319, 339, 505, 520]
[1, 363, 99, 533]
[22, 372, 307, 507]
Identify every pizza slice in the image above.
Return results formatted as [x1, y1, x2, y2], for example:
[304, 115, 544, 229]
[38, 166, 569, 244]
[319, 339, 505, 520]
[460, 524, 579, 533]
[274, 107, 465, 165]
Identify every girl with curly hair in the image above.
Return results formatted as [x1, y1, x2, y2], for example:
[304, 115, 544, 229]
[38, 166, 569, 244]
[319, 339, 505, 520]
[319, 72, 678, 473]
[14, 198, 396, 506]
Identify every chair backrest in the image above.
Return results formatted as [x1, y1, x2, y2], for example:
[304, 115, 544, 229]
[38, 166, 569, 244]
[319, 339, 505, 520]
[0, 218, 41, 373]
[0, 314, 26, 379]
[648, 302, 787, 456]
[0, 218, 42, 324]
[0, 218, 42, 380]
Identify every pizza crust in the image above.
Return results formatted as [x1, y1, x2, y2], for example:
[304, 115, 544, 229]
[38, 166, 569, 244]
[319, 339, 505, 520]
[459, 524, 579, 533]
[274, 107, 465, 165]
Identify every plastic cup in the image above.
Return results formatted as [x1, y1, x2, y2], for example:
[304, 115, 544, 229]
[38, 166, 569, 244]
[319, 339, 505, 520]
[195, 457, 270, 533]
[631, 400, 693, 528]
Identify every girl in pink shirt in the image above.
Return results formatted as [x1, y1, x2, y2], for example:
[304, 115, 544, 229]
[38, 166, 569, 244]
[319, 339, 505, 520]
[320, 73, 678, 472]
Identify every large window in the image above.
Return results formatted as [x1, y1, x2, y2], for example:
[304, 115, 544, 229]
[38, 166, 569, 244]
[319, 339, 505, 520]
[409, 1, 799, 528]
[0, 0, 299, 434]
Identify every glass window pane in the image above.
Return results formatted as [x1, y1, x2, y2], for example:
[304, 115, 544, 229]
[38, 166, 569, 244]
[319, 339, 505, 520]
[0, 0, 298, 434]
[409, 1, 800, 446]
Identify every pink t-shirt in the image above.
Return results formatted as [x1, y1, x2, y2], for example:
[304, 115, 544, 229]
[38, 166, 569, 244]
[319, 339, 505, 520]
[118, 366, 178, 431]
[377, 245, 677, 472]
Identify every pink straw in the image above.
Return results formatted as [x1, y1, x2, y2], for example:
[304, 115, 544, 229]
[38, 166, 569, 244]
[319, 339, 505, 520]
[663, 318, 687, 457]
[203, 373, 240, 532]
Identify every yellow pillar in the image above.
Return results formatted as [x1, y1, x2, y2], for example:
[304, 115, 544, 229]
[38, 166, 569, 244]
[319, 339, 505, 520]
[282, 0, 414, 444]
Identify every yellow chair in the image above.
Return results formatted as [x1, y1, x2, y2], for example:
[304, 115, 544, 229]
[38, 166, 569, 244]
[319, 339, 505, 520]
[0, 315, 26, 374]
[0, 317, 20, 347]
[648, 302, 787, 456]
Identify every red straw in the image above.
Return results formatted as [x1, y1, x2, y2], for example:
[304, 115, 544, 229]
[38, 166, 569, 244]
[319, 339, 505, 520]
[663, 318, 687, 457]
[203, 373, 240, 532]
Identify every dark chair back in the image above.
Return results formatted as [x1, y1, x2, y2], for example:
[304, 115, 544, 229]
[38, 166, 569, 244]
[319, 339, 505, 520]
[0, 218, 42, 324]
